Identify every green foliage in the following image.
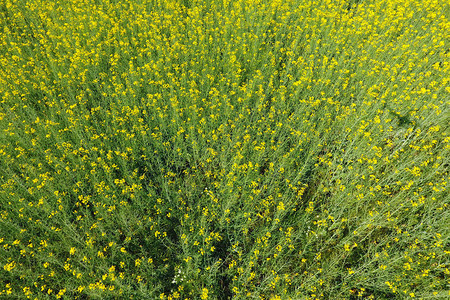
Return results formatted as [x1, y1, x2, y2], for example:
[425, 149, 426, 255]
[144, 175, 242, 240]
[0, 0, 449, 299]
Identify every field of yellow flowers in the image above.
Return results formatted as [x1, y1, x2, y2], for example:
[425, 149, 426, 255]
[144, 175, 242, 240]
[1, 0, 449, 299]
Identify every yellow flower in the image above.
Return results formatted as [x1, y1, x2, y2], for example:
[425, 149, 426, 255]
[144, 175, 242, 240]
[200, 288, 209, 299]
[3, 261, 16, 272]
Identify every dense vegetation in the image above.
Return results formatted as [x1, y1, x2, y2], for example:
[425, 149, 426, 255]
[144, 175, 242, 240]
[1, 0, 449, 299]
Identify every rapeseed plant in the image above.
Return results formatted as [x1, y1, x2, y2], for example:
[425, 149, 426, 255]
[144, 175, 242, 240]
[0, 0, 449, 299]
